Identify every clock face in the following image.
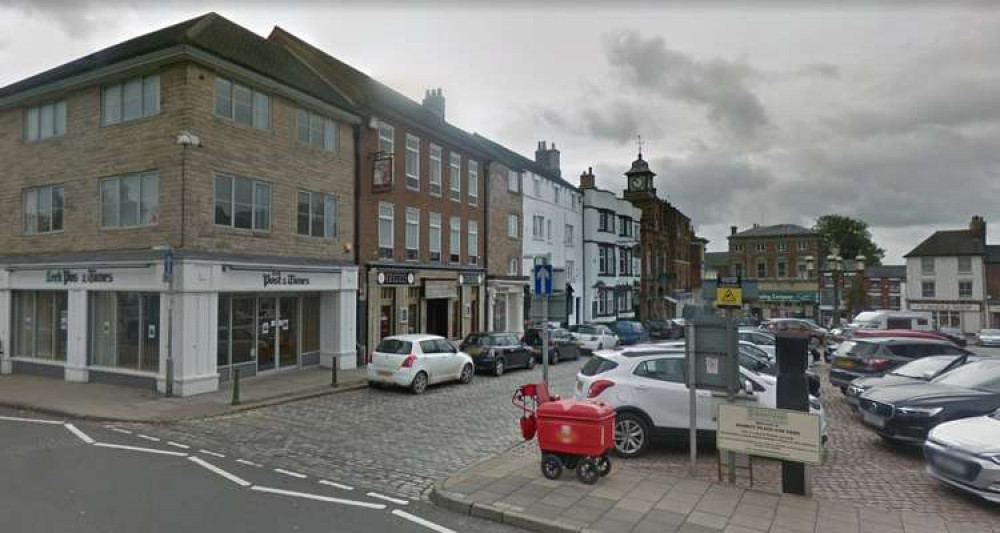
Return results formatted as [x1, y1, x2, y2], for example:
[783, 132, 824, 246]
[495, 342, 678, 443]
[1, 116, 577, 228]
[631, 176, 644, 190]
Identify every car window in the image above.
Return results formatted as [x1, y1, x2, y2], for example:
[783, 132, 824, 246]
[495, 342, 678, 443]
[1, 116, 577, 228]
[844, 341, 879, 357]
[634, 357, 685, 383]
[504, 334, 520, 346]
[419, 340, 439, 354]
[891, 356, 956, 378]
[941, 345, 966, 355]
[439, 339, 458, 353]
[464, 334, 485, 346]
[742, 343, 768, 359]
[580, 356, 618, 376]
[753, 333, 775, 345]
[378, 339, 412, 354]
[886, 344, 912, 357]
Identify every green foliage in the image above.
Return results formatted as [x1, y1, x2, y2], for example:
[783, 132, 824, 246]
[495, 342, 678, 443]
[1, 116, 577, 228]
[812, 215, 885, 266]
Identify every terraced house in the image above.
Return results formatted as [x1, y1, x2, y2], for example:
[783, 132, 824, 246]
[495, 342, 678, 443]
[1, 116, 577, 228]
[0, 13, 361, 395]
[268, 28, 490, 351]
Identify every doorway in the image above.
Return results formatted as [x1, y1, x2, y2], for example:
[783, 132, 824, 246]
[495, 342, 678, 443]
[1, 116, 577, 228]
[256, 296, 299, 372]
[426, 299, 449, 337]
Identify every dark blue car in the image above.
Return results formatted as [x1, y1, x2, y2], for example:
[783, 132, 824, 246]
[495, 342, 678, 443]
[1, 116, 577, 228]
[613, 320, 648, 345]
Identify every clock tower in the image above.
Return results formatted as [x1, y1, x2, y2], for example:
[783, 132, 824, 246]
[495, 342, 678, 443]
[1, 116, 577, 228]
[623, 151, 656, 200]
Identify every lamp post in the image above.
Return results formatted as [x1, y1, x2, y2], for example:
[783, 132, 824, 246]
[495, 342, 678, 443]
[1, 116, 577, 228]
[153, 245, 174, 397]
[806, 251, 865, 328]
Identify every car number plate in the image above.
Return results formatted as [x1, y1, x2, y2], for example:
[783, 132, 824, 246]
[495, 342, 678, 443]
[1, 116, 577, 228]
[861, 411, 885, 428]
[933, 455, 966, 476]
[576, 381, 582, 392]
[377, 370, 393, 377]
[835, 359, 854, 369]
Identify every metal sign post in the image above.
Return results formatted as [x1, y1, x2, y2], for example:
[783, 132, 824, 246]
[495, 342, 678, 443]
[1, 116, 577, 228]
[535, 264, 553, 388]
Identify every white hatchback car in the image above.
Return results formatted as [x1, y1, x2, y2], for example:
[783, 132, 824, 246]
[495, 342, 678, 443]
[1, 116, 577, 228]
[367, 334, 474, 394]
[574, 345, 826, 458]
[568, 324, 619, 352]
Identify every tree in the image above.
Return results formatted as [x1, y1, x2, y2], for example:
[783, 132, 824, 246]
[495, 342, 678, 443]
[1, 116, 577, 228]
[812, 215, 885, 266]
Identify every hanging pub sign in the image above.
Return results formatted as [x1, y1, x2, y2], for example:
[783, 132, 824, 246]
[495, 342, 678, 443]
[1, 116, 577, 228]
[45, 269, 114, 285]
[372, 151, 394, 192]
[378, 271, 415, 286]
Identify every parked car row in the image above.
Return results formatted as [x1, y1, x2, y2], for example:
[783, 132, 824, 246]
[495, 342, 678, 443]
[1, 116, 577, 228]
[576, 341, 827, 459]
[831, 334, 1000, 503]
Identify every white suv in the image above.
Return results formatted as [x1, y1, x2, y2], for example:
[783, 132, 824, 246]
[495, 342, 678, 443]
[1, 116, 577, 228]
[574, 344, 826, 458]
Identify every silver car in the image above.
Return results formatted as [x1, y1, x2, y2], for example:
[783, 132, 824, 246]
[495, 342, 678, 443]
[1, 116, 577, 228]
[978, 329, 1000, 347]
[924, 410, 1000, 503]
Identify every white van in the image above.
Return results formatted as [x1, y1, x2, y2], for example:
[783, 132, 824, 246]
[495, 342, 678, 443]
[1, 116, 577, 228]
[850, 310, 933, 331]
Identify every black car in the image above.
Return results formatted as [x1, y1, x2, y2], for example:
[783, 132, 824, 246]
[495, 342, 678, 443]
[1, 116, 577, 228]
[844, 354, 979, 405]
[524, 327, 581, 364]
[459, 332, 535, 376]
[829, 338, 972, 392]
[645, 319, 683, 340]
[937, 327, 968, 347]
[858, 359, 1000, 444]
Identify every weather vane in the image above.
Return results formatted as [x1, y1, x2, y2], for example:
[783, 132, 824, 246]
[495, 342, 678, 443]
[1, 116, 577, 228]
[636, 134, 644, 157]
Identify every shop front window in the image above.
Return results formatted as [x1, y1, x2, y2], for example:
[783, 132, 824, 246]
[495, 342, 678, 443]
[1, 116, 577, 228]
[13, 291, 68, 361]
[89, 292, 160, 372]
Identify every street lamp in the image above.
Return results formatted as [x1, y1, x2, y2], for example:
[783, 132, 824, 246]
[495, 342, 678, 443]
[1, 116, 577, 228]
[806, 250, 865, 328]
[153, 245, 174, 397]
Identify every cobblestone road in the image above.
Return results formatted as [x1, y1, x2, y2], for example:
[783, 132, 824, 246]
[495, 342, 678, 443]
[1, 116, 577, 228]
[126, 361, 585, 500]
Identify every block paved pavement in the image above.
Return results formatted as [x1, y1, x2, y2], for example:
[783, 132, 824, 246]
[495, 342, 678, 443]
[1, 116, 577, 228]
[434, 443, 1000, 533]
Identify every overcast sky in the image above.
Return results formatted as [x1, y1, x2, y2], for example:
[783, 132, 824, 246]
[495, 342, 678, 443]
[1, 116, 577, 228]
[2, 1, 998, 263]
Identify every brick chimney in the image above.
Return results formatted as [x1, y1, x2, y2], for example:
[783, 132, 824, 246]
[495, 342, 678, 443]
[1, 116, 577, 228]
[422, 88, 445, 120]
[535, 141, 561, 177]
[970, 215, 987, 243]
[730, 225, 738, 235]
[579, 167, 595, 189]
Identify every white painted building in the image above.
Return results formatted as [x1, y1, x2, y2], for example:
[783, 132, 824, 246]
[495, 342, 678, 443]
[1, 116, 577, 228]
[904, 216, 990, 334]
[521, 143, 583, 325]
[578, 168, 642, 324]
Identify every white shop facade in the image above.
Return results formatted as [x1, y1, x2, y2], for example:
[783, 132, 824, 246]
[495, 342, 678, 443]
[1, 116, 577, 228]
[0, 253, 358, 396]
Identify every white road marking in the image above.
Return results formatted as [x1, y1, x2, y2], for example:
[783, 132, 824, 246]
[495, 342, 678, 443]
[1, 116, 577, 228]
[391, 510, 457, 533]
[0, 415, 63, 425]
[166, 441, 191, 450]
[249, 486, 386, 510]
[199, 449, 225, 458]
[188, 456, 251, 487]
[63, 423, 96, 444]
[273, 468, 307, 479]
[318, 480, 354, 491]
[367, 492, 409, 505]
[109, 427, 133, 435]
[236, 459, 262, 467]
[137, 434, 161, 442]
[93, 442, 188, 457]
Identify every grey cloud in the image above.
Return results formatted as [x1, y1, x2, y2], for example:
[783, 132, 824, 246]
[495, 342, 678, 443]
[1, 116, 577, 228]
[603, 29, 769, 139]
[794, 63, 839, 79]
[0, 0, 113, 38]
[531, 100, 663, 145]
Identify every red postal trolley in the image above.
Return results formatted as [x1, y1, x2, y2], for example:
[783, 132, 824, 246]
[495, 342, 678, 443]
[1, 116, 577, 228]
[513, 383, 615, 484]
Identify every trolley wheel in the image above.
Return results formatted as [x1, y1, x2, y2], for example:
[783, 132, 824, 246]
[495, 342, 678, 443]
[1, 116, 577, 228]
[596, 455, 612, 477]
[576, 458, 600, 485]
[541, 454, 563, 480]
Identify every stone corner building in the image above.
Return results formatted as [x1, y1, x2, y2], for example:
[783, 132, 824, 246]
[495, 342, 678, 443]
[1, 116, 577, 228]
[621, 152, 700, 320]
[0, 13, 360, 395]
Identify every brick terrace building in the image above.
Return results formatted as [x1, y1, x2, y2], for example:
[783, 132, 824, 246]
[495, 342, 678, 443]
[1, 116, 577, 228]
[270, 28, 489, 350]
[0, 14, 361, 395]
[622, 152, 699, 320]
[863, 265, 906, 311]
[727, 224, 820, 319]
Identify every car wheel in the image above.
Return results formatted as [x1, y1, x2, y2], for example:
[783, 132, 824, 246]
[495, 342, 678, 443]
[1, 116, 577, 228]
[597, 342, 604, 351]
[552, 350, 560, 364]
[459, 364, 473, 384]
[839, 386, 847, 394]
[410, 371, 428, 394]
[367, 380, 382, 389]
[614, 413, 649, 458]
[526, 356, 536, 370]
[494, 358, 505, 377]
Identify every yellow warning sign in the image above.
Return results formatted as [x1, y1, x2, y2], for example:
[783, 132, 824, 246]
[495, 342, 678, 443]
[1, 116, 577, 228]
[716, 287, 743, 307]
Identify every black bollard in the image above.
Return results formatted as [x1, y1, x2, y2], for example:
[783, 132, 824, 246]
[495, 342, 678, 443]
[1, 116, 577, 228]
[331, 356, 339, 388]
[231, 368, 241, 406]
[775, 335, 809, 495]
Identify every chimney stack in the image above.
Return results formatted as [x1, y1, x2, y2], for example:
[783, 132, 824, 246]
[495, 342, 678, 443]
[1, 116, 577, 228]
[422, 88, 445, 120]
[730, 225, 738, 236]
[580, 167, 596, 189]
[970, 215, 987, 243]
[534, 140, 562, 177]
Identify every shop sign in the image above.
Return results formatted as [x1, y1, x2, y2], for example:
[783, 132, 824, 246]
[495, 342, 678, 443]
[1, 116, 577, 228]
[45, 269, 114, 285]
[377, 271, 415, 285]
[262, 271, 311, 288]
[757, 291, 817, 303]
[717, 404, 823, 465]
[909, 302, 980, 312]
[459, 272, 483, 286]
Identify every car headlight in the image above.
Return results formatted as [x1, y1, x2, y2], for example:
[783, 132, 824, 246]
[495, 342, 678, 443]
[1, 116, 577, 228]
[847, 385, 863, 396]
[897, 406, 943, 417]
[980, 453, 1000, 466]
[809, 397, 822, 411]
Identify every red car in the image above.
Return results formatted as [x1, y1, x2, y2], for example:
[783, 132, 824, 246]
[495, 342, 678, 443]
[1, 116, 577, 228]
[850, 329, 948, 342]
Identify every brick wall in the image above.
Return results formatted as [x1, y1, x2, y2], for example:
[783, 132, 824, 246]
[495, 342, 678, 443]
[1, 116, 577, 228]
[486, 160, 522, 277]
[0, 61, 357, 262]
[728, 235, 820, 280]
